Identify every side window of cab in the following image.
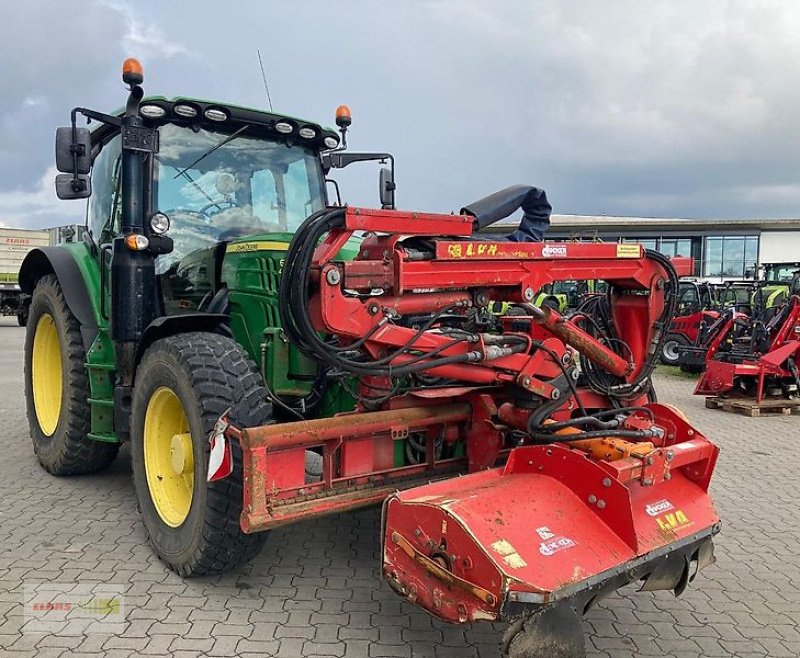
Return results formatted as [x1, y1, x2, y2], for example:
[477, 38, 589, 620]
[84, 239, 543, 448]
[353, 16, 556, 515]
[86, 135, 122, 245]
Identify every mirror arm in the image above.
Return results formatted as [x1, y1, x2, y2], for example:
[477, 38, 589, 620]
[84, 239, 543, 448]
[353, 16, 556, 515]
[71, 107, 123, 129]
[321, 152, 396, 210]
[69, 110, 82, 193]
[66, 107, 123, 193]
[323, 151, 394, 170]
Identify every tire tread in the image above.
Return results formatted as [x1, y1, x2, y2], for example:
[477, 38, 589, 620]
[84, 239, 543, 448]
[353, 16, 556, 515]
[134, 332, 271, 576]
[25, 274, 118, 475]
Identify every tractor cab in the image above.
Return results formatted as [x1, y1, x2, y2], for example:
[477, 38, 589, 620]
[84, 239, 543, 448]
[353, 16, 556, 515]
[84, 100, 335, 315]
[717, 280, 756, 313]
[27, 59, 397, 450]
[763, 262, 800, 295]
[676, 280, 717, 315]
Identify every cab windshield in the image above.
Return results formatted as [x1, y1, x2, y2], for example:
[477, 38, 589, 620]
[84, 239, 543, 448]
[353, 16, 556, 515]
[154, 123, 325, 266]
[766, 264, 799, 282]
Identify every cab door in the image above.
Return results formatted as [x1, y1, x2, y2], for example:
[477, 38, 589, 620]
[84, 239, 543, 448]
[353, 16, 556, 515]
[86, 135, 123, 326]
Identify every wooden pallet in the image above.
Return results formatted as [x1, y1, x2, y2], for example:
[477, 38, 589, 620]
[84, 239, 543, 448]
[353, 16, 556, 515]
[705, 396, 800, 417]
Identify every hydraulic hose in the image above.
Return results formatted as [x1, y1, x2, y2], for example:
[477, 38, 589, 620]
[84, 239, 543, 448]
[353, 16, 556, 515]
[529, 428, 661, 444]
[280, 208, 527, 380]
[572, 248, 678, 401]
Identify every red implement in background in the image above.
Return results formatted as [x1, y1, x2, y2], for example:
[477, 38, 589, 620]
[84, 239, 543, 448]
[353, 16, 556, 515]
[695, 295, 800, 402]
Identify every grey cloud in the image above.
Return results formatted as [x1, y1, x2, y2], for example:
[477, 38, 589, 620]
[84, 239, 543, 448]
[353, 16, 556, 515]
[0, 0, 189, 227]
[2, 0, 800, 228]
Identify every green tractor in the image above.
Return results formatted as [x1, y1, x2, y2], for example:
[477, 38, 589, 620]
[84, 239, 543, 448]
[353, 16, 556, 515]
[759, 262, 800, 308]
[533, 279, 607, 312]
[20, 59, 394, 574]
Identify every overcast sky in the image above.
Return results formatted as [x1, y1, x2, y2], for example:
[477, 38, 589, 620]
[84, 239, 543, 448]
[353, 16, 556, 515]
[3, 0, 800, 229]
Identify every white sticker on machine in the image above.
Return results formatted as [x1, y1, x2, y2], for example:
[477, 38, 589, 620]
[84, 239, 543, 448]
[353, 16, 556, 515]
[645, 499, 675, 517]
[536, 527, 577, 556]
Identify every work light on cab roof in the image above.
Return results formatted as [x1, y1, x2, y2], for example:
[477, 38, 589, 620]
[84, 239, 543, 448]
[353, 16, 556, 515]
[173, 103, 198, 118]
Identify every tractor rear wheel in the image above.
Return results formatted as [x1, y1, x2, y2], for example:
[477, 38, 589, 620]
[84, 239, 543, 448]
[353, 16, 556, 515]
[131, 332, 272, 576]
[24, 274, 119, 475]
[660, 334, 689, 366]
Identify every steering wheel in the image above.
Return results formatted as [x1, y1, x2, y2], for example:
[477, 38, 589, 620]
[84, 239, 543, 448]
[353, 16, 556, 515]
[200, 199, 238, 215]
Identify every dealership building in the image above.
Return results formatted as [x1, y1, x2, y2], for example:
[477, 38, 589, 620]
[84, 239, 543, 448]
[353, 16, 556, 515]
[533, 215, 800, 281]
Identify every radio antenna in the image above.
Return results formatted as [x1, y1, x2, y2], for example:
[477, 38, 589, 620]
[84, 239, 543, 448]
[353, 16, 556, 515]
[257, 49, 274, 112]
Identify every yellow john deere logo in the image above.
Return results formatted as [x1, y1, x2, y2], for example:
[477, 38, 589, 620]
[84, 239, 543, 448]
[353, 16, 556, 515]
[226, 241, 289, 254]
[656, 509, 692, 533]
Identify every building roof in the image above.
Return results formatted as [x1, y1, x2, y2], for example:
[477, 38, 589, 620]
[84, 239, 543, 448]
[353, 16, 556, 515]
[490, 214, 800, 233]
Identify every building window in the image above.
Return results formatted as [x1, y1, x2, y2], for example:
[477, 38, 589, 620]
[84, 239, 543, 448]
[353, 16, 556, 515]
[659, 238, 692, 258]
[702, 236, 758, 278]
[622, 237, 658, 250]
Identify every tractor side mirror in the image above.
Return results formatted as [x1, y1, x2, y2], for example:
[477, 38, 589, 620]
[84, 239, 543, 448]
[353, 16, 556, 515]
[55, 125, 92, 199]
[55, 127, 91, 174]
[379, 167, 395, 210]
[55, 173, 91, 200]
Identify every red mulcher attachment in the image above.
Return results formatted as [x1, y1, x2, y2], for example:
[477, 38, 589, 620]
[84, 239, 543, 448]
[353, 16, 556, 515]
[383, 403, 718, 656]
[225, 199, 720, 657]
[384, 404, 719, 604]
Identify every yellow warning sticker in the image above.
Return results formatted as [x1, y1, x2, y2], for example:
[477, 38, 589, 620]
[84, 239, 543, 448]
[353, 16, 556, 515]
[503, 553, 528, 569]
[491, 539, 528, 569]
[616, 244, 641, 258]
[490, 539, 516, 556]
[226, 241, 290, 254]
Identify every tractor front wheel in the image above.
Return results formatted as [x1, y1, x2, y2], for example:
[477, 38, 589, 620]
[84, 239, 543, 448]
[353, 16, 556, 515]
[24, 274, 118, 475]
[131, 332, 272, 576]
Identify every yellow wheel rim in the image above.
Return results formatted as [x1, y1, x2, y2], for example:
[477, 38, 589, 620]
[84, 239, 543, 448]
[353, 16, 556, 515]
[32, 313, 63, 436]
[143, 387, 194, 527]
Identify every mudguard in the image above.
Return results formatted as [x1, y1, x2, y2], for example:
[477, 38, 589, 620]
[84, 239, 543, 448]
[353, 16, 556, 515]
[19, 245, 101, 350]
[136, 313, 232, 362]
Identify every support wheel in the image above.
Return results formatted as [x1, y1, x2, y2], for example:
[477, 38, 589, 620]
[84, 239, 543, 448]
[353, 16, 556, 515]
[660, 334, 689, 366]
[502, 604, 586, 658]
[131, 332, 272, 576]
[24, 274, 119, 475]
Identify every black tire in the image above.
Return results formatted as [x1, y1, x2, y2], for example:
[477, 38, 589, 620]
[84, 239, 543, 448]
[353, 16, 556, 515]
[660, 334, 689, 366]
[24, 275, 119, 475]
[131, 332, 272, 576]
[17, 310, 26, 327]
